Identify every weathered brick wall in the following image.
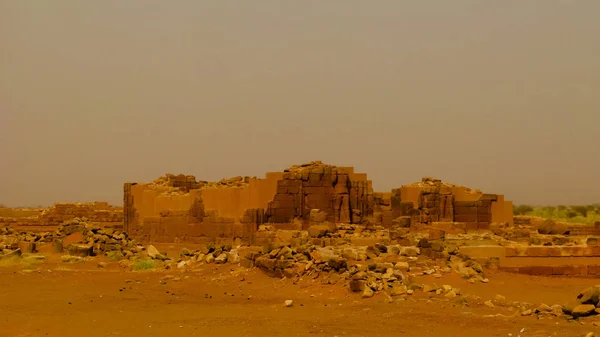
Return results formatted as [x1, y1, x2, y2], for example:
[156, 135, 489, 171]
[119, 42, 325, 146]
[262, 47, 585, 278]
[124, 173, 281, 243]
[123, 164, 515, 244]
[0, 202, 123, 231]
[265, 163, 373, 224]
[453, 200, 492, 223]
[38, 202, 123, 225]
[390, 178, 510, 226]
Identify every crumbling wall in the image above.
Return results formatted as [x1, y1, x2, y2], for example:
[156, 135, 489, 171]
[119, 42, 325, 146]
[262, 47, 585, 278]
[124, 172, 282, 243]
[123, 165, 515, 244]
[0, 202, 123, 230]
[265, 162, 373, 225]
[201, 172, 283, 219]
[390, 178, 514, 226]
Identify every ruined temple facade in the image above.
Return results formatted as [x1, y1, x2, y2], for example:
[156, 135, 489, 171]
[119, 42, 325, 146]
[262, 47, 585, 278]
[265, 162, 373, 224]
[386, 177, 513, 229]
[123, 162, 513, 243]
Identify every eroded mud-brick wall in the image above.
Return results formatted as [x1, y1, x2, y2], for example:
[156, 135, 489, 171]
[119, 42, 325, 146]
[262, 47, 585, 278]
[265, 163, 373, 224]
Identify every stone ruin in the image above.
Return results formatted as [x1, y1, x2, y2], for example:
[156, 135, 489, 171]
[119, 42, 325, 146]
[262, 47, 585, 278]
[0, 202, 123, 230]
[122, 161, 514, 244]
[266, 161, 373, 224]
[4, 160, 600, 313]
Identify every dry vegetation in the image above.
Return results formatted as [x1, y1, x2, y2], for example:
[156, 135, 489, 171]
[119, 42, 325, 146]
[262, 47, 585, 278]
[514, 204, 600, 224]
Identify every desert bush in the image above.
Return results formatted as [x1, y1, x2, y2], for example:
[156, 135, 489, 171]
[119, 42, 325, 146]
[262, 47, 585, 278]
[106, 251, 123, 261]
[513, 204, 534, 215]
[132, 259, 160, 271]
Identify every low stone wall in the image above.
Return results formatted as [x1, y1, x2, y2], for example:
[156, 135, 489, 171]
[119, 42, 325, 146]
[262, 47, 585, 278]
[500, 264, 600, 276]
[130, 220, 256, 245]
[459, 244, 600, 277]
[0, 202, 123, 230]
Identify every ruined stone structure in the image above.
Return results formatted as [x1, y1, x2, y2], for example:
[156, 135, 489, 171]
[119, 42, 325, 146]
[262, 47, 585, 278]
[123, 172, 284, 243]
[387, 177, 514, 229]
[265, 162, 373, 224]
[0, 202, 123, 230]
[123, 161, 514, 244]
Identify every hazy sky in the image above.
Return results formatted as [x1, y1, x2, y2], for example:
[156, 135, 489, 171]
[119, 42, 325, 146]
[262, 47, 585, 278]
[1, 1, 599, 207]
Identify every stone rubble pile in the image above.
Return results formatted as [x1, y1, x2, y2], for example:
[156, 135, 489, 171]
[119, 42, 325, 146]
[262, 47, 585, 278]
[561, 286, 600, 319]
[1, 226, 53, 258]
[0, 217, 141, 260]
[149, 174, 256, 196]
[2, 218, 491, 296]
[49, 218, 140, 258]
[168, 238, 488, 298]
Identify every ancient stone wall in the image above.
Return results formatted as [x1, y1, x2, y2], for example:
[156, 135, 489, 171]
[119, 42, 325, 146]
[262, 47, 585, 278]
[0, 202, 123, 230]
[389, 178, 513, 227]
[124, 172, 283, 243]
[265, 162, 373, 225]
[123, 163, 514, 244]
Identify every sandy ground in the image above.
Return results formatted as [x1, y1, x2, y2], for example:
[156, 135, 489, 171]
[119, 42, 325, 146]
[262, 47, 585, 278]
[2, 253, 600, 337]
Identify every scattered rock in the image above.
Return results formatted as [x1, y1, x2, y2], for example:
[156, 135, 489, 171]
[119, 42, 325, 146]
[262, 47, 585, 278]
[284, 300, 293, 307]
[179, 248, 191, 257]
[146, 245, 167, 260]
[445, 291, 457, 298]
[362, 287, 375, 299]
[22, 254, 46, 262]
[579, 286, 600, 306]
[572, 305, 596, 318]
[205, 254, 215, 264]
[61, 255, 84, 263]
[349, 280, 367, 293]
[0, 248, 22, 260]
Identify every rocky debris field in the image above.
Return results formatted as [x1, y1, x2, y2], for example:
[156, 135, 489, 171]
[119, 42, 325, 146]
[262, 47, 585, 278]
[5, 223, 600, 337]
[0, 220, 504, 307]
[2, 265, 597, 337]
[562, 286, 600, 319]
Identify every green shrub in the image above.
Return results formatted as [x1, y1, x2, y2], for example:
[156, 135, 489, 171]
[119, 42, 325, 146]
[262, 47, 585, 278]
[520, 204, 600, 224]
[513, 204, 534, 215]
[106, 251, 123, 261]
[132, 259, 160, 271]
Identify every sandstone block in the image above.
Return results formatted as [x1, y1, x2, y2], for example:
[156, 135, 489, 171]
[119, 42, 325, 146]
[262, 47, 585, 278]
[68, 244, 93, 257]
[588, 265, 600, 276]
[63, 232, 84, 246]
[18, 241, 36, 253]
[530, 266, 554, 276]
[578, 286, 600, 305]
[526, 247, 561, 257]
[349, 280, 366, 293]
[307, 224, 331, 238]
[240, 257, 254, 269]
[0, 249, 21, 260]
[255, 257, 276, 270]
[390, 284, 407, 296]
[428, 229, 445, 240]
[214, 253, 228, 264]
[52, 239, 64, 253]
[572, 304, 596, 318]
[362, 287, 374, 298]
